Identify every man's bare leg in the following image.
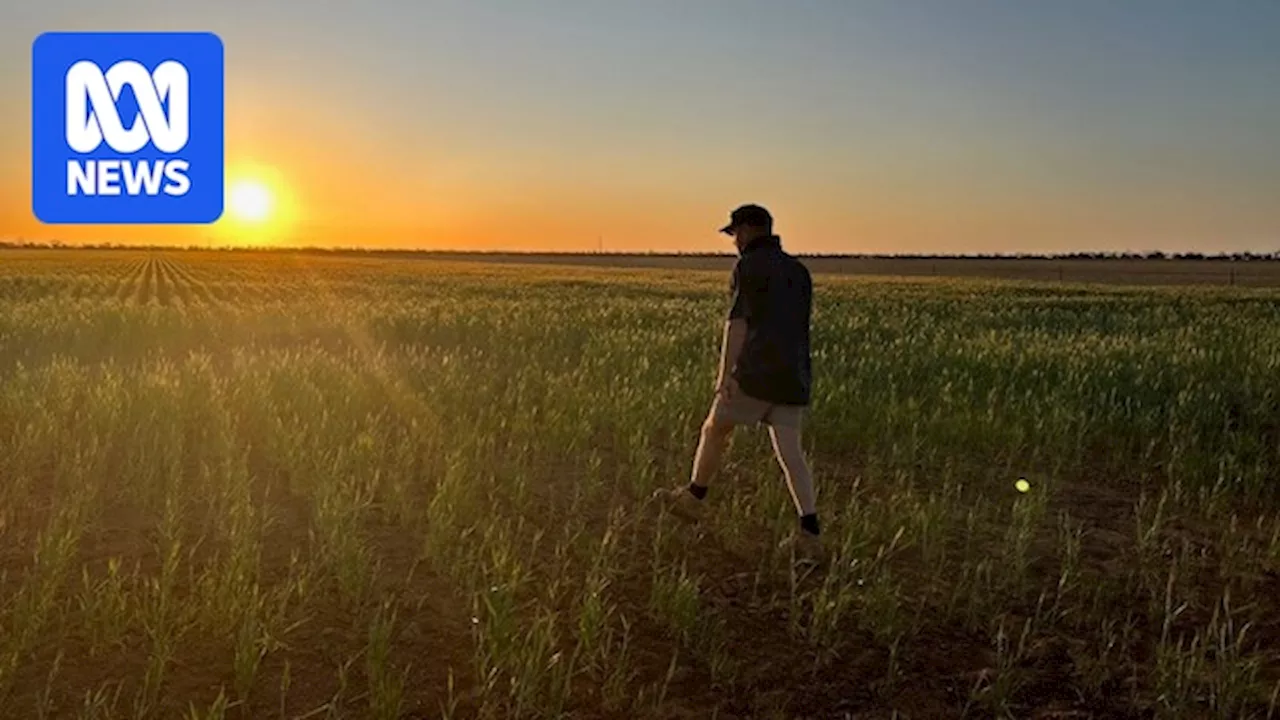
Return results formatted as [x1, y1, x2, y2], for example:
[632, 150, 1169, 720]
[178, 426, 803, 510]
[690, 413, 735, 493]
[768, 423, 819, 533]
[652, 410, 735, 521]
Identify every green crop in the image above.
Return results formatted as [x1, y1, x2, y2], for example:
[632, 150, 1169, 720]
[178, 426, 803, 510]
[0, 249, 1277, 718]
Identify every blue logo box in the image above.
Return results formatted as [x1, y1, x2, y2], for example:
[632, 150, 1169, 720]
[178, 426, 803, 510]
[32, 32, 224, 224]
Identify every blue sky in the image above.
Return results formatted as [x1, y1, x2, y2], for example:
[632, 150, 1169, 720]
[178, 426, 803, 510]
[2, 0, 1277, 252]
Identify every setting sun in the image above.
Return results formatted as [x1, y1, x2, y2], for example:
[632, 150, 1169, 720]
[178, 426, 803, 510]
[228, 180, 274, 224]
[216, 165, 297, 245]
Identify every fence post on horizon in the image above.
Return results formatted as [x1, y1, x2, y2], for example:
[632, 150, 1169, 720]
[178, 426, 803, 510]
[1058, 265, 1064, 282]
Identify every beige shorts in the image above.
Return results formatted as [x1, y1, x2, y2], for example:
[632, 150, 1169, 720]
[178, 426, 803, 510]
[710, 390, 805, 429]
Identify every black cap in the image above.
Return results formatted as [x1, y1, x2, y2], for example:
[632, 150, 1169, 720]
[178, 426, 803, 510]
[719, 204, 773, 234]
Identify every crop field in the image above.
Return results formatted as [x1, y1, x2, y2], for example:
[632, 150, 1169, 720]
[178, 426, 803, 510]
[324, 253, 1280, 289]
[2, 248, 1280, 719]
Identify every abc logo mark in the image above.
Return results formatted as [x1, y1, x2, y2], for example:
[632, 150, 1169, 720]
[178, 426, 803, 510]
[31, 32, 224, 225]
[65, 59, 192, 197]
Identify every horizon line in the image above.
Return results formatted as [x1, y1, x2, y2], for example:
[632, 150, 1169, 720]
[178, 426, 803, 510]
[2, 241, 1278, 262]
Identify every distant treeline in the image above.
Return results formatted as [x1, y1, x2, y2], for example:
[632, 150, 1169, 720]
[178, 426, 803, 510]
[0, 240, 1277, 262]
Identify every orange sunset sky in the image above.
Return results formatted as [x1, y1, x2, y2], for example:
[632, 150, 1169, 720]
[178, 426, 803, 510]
[2, 1, 1278, 254]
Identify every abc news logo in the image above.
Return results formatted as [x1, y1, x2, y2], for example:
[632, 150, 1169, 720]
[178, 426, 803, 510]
[32, 32, 224, 224]
[65, 59, 192, 197]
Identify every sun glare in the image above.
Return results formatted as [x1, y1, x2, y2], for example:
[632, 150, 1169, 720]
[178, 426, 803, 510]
[217, 164, 297, 245]
[228, 180, 274, 224]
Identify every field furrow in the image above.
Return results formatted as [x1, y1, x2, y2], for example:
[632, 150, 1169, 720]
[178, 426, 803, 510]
[114, 258, 149, 303]
[132, 256, 157, 306]
[164, 257, 195, 308]
[165, 256, 214, 307]
[155, 256, 175, 307]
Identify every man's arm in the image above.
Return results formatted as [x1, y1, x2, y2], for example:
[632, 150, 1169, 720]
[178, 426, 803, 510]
[716, 319, 748, 391]
[718, 258, 756, 392]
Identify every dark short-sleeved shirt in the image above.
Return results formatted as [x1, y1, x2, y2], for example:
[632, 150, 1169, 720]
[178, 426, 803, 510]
[727, 235, 812, 406]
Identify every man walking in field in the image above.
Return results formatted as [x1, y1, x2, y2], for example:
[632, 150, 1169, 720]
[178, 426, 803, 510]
[654, 204, 824, 564]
